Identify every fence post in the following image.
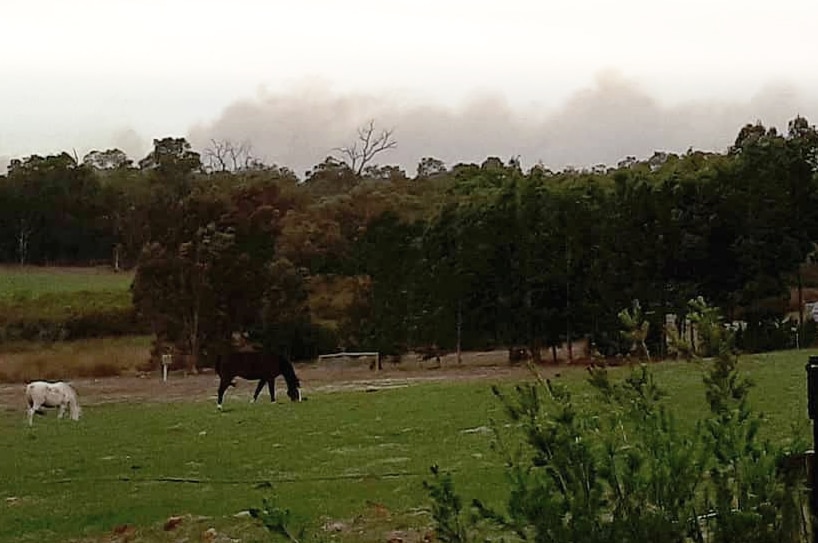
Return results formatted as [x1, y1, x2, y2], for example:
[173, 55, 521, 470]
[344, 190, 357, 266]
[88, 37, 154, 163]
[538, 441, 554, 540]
[161, 354, 172, 382]
[806, 356, 818, 542]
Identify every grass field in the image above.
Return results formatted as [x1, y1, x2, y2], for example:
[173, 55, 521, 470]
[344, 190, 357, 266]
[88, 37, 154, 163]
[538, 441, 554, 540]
[0, 266, 133, 301]
[0, 267, 135, 337]
[0, 379, 510, 542]
[0, 267, 814, 541]
[0, 348, 814, 543]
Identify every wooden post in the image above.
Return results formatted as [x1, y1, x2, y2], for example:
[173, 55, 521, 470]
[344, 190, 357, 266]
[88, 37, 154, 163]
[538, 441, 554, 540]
[161, 354, 172, 382]
[806, 356, 818, 542]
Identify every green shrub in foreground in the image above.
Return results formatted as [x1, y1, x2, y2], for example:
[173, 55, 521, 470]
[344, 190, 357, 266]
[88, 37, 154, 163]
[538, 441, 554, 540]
[424, 297, 810, 543]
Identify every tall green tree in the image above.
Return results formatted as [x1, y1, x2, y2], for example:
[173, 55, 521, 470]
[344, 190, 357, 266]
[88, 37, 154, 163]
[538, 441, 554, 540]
[132, 181, 287, 366]
[0, 153, 109, 264]
[725, 118, 818, 326]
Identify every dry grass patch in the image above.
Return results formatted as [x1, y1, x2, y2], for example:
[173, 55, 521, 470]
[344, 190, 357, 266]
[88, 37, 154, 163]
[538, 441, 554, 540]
[0, 336, 152, 383]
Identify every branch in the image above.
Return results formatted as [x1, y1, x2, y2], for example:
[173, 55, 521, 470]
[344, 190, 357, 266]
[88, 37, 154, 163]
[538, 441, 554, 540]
[203, 139, 256, 173]
[334, 120, 397, 175]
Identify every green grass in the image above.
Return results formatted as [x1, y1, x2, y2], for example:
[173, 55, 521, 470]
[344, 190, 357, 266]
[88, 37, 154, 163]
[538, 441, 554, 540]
[0, 380, 508, 542]
[0, 266, 136, 333]
[562, 349, 812, 446]
[0, 266, 133, 300]
[0, 349, 814, 542]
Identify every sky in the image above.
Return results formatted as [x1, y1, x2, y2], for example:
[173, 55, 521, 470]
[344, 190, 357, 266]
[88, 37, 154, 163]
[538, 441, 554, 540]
[2, 0, 818, 177]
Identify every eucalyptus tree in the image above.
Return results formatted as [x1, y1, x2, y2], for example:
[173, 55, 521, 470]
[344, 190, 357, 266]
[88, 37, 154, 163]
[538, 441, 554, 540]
[347, 211, 424, 353]
[0, 152, 108, 264]
[138, 137, 202, 179]
[136, 137, 204, 249]
[415, 156, 447, 180]
[415, 160, 588, 361]
[132, 179, 293, 367]
[82, 148, 133, 170]
[484, 174, 559, 362]
[725, 117, 818, 321]
[420, 158, 525, 351]
[417, 201, 496, 355]
[83, 148, 146, 268]
[548, 178, 611, 360]
[303, 157, 359, 197]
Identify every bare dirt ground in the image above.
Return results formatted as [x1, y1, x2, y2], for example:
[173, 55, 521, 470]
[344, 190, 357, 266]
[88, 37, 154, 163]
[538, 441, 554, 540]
[0, 351, 576, 414]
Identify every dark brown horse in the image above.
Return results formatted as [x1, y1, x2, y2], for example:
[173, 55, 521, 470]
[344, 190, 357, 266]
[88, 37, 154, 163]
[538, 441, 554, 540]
[215, 351, 302, 410]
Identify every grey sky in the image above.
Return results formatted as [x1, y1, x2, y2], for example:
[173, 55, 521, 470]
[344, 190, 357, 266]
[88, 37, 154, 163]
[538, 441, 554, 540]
[2, 0, 817, 176]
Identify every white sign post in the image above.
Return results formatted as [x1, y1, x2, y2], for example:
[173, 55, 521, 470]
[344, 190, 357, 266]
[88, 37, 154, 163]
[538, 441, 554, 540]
[161, 354, 172, 382]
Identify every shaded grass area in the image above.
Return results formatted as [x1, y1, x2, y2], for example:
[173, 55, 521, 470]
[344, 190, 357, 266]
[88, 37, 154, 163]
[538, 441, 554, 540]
[0, 348, 813, 542]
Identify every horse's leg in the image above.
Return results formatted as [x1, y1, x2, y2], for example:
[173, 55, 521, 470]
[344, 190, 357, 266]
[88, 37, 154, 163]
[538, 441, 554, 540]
[217, 377, 231, 410]
[268, 377, 276, 403]
[252, 380, 266, 403]
[58, 403, 66, 419]
[28, 398, 42, 426]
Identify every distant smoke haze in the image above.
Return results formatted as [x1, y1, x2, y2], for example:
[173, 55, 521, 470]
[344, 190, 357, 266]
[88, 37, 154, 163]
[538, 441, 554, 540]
[188, 73, 818, 178]
[4, 73, 816, 179]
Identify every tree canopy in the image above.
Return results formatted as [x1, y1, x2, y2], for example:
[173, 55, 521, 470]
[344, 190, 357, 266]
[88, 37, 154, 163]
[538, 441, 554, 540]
[2, 117, 818, 360]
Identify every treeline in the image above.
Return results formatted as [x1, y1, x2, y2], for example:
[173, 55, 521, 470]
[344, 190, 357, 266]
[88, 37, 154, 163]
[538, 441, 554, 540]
[2, 118, 817, 361]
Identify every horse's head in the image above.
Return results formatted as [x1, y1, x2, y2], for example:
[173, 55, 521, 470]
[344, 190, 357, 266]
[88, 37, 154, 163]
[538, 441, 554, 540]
[286, 383, 302, 402]
[278, 356, 302, 402]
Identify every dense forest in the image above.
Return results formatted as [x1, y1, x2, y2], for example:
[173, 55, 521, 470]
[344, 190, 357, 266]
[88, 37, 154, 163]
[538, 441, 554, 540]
[1, 117, 817, 364]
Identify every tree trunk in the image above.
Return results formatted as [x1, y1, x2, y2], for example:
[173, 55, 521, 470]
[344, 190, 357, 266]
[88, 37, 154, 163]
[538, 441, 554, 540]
[456, 299, 462, 364]
[17, 219, 30, 265]
[185, 304, 201, 374]
[798, 267, 804, 328]
[529, 338, 542, 364]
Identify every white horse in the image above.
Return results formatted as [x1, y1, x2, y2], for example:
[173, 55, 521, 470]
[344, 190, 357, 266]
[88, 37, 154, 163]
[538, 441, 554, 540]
[25, 381, 82, 426]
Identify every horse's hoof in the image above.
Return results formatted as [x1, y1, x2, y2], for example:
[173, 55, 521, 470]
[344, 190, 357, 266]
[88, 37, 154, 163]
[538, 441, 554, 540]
[217, 404, 223, 411]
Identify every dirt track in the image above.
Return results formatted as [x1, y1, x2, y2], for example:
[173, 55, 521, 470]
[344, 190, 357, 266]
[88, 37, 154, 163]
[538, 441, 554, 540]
[0, 351, 575, 414]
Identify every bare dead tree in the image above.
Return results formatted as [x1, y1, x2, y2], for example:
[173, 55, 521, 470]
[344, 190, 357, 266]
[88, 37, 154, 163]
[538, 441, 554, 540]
[203, 139, 256, 173]
[334, 120, 397, 175]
